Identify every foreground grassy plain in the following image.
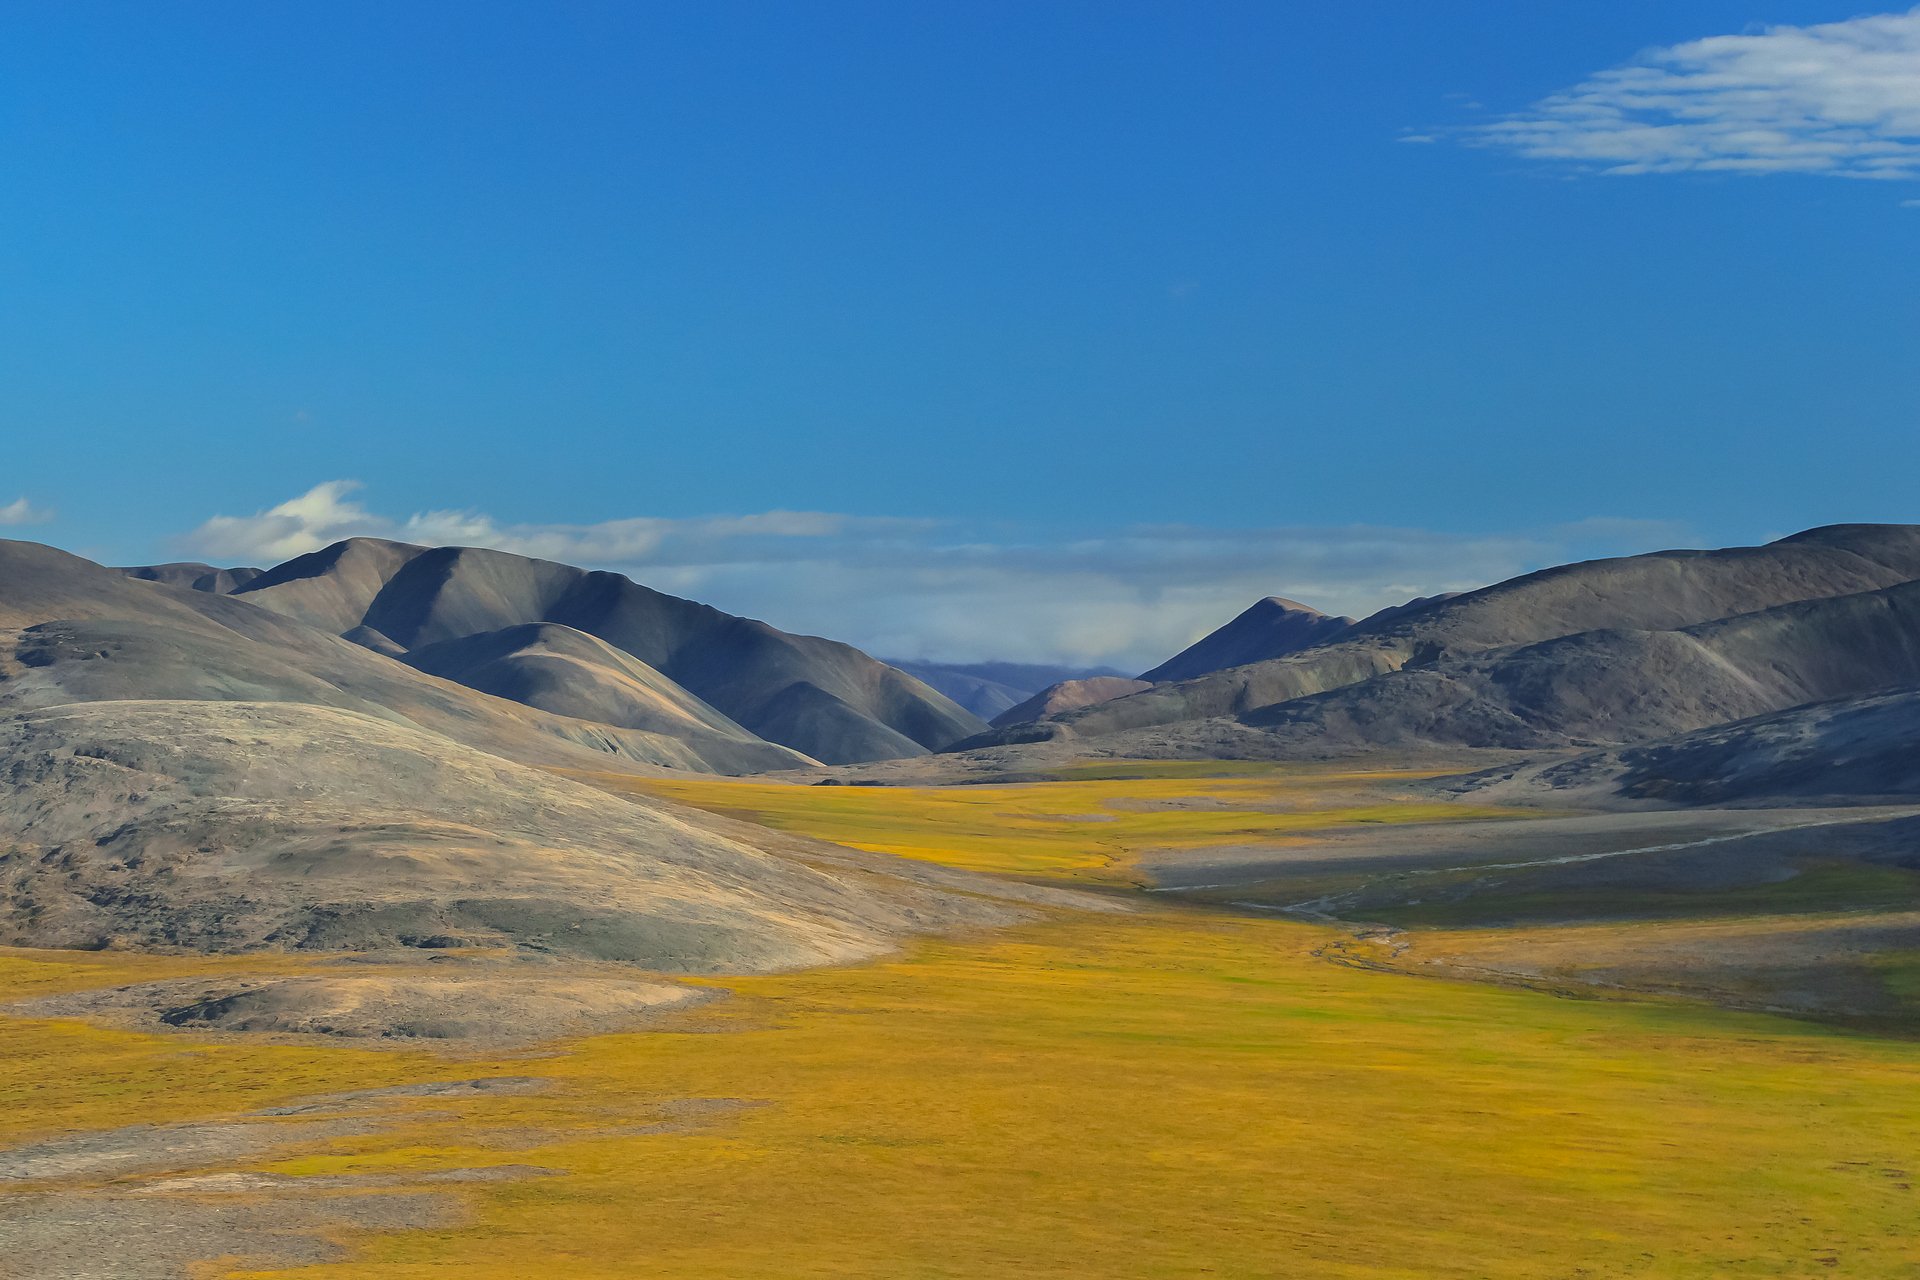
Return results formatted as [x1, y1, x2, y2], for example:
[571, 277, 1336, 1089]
[3, 765, 1918, 1277]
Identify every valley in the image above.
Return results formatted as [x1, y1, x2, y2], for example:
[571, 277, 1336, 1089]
[4, 526, 1919, 1275]
[12, 10, 1918, 1274]
[5, 762, 1919, 1277]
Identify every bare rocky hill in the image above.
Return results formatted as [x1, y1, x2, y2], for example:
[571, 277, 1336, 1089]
[119, 561, 265, 594]
[956, 525, 1920, 754]
[990, 676, 1152, 728]
[4, 540, 806, 774]
[0, 539, 1100, 985]
[0, 700, 1035, 971]
[1480, 685, 1920, 807]
[1235, 577, 1920, 754]
[232, 539, 984, 764]
[1140, 597, 1354, 683]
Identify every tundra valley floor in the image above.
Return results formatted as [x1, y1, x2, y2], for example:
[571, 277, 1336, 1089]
[3, 764, 1918, 1278]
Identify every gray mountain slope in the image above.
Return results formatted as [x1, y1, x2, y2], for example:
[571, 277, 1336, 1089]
[990, 677, 1153, 728]
[400, 622, 771, 746]
[0, 700, 1025, 970]
[1140, 597, 1354, 683]
[119, 562, 264, 594]
[1238, 578, 1920, 753]
[885, 659, 1126, 720]
[1478, 686, 1920, 806]
[1612, 688, 1920, 803]
[1354, 591, 1463, 630]
[956, 524, 1920, 750]
[234, 539, 985, 764]
[1, 540, 806, 774]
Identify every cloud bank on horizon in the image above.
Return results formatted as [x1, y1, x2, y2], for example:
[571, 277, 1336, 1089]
[1473, 6, 1920, 180]
[177, 482, 1693, 672]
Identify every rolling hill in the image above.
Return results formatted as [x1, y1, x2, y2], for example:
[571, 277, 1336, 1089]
[0, 538, 1083, 975]
[5, 540, 807, 775]
[1237, 577, 1920, 754]
[230, 539, 985, 764]
[0, 699, 1030, 970]
[957, 524, 1920, 754]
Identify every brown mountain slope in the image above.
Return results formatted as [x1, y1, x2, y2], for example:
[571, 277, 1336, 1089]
[990, 677, 1153, 728]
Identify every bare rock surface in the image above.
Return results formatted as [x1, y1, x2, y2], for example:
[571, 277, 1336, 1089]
[233, 538, 986, 763]
[957, 524, 1920, 757]
[0, 1077, 550, 1279]
[2, 539, 806, 774]
[17, 970, 705, 1044]
[1479, 686, 1920, 806]
[0, 699, 1031, 970]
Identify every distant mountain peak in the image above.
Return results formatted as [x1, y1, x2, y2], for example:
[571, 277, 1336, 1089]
[1139, 596, 1355, 683]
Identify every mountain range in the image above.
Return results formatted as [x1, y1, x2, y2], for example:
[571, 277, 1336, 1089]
[3, 521, 1917, 979]
[963, 525, 1920, 781]
[0, 536, 1089, 973]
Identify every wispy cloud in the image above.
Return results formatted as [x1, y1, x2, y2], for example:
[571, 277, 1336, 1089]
[178, 483, 1696, 671]
[180, 481, 929, 566]
[1471, 7, 1920, 179]
[0, 497, 54, 526]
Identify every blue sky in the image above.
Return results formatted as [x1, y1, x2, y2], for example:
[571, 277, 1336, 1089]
[3, 2, 1917, 667]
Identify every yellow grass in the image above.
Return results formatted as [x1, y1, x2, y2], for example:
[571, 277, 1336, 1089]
[0, 949, 455, 1148]
[613, 766, 1522, 881]
[230, 909, 1920, 1279]
[3, 768, 1917, 1277]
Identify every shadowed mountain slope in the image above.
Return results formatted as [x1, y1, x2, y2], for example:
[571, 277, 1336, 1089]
[1611, 688, 1920, 803]
[1140, 597, 1354, 683]
[119, 562, 265, 594]
[956, 525, 1920, 750]
[1478, 686, 1920, 807]
[235, 540, 984, 764]
[1, 540, 805, 774]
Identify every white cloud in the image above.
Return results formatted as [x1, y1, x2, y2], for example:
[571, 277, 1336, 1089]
[177, 483, 1698, 671]
[181, 480, 381, 562]
[0, 497, 54, 526]
[180, 481, 925, 565]
[1472, 7, 1920, 179]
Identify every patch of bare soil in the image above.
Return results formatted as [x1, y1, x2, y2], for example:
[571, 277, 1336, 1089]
[14, 967, 707, 1048]
[0, 1078, 555, 1280]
